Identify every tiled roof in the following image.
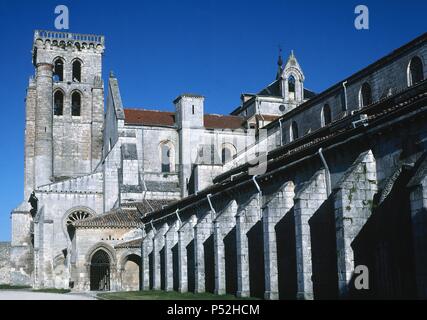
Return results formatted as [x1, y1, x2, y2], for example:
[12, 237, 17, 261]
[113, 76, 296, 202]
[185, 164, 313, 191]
[115, 238, 142, 249]
[121, 199, 176, 217]
[74, 199, 176, 228]
[204, 114, 245, 129]
[124, 109, 175, 126]
[255, 114, 280, 122]
[124, 108, 245, 129]
[74, 209, 143, 228]
[144, 181, 180, 193]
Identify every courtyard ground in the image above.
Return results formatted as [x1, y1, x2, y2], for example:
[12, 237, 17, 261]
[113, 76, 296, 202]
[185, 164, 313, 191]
[0, 287, 258, 300]
[0, 289, 96, 300]
[98, 290, 259, 300]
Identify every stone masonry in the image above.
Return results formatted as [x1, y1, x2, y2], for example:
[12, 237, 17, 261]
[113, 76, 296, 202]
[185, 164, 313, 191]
[6, 30, 427, 300]
[0, 242, 11, 285]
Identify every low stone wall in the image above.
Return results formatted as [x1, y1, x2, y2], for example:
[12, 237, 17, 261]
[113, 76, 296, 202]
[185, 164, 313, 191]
[0, 242, 11, 285]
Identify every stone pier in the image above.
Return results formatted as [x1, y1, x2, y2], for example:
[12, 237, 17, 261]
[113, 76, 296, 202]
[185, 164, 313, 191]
[164, 220, 180, 292]
[141, 229, 154, 290]
[152, 223, 168, 290]
[262, 181, 295, 300]
[178, 215, 197, 293]
[194, 211, 213, 293]
[294, 169, 328, 300]
[333, 150, 377, 298]
[213, 201, 237, 295]
[236, 194, 261, 298]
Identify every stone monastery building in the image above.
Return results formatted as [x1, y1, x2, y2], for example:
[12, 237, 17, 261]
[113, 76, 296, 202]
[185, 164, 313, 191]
[4, 30, 427, 299]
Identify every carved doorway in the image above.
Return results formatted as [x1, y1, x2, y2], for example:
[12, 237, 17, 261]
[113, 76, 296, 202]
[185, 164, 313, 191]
[90, 250, 111, 291]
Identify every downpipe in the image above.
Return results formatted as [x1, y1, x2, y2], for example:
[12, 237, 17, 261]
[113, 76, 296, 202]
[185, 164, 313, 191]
[318, 147, 331, 195]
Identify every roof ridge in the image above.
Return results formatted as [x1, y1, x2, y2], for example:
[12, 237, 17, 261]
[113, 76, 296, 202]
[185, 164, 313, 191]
[124, 108, 174, 113]
[205, 113, 244, 118]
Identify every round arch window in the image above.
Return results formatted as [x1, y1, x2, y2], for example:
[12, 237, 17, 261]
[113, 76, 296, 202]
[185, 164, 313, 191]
[66, 210, 92, 242]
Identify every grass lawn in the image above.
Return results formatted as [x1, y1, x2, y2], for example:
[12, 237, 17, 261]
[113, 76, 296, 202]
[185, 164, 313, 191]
[98, 290, 259, 300]
[0, 284, 31, 290]
[32, 288, 71, 294]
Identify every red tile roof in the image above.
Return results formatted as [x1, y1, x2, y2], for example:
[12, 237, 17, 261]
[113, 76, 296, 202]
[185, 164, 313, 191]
[115, 238, 142, 249]
[124, 109, 245, 129]
[124, 109, 175, 126]
[255, 114, 280, 122]
[74, 199, 175, 229]
[204, 114, 245, 129]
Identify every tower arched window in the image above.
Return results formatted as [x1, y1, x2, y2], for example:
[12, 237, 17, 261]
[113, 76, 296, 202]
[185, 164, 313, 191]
[322, 104, 332, 126]
[53, 90, 64, 116]
[359, 82, 372, 108]
[71, 92, 81, 116]
[53, 58, 64, 82]
[408, 56, 424, 86]
[288, 75, 296, 100]
[72, 60, 82, 82]
[291, 121, 299, 141]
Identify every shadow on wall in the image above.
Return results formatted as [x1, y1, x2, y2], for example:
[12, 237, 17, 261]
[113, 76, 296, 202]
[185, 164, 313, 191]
[276, 208, 298, 300]
[350, 165, 417, 299]
[309, 198, 339, 300]
[224, 226, 237, 295]
[203, 235, 215, 293]
[172, 244, 179, 291]
[248, 220, 265, 299]
[186, 240, 195, 293]
[148, 252, 154, 289]
[160, 248, 166, 290]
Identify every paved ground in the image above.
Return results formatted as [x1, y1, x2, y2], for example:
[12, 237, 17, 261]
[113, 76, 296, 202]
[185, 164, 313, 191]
[0, 290, 97, 300]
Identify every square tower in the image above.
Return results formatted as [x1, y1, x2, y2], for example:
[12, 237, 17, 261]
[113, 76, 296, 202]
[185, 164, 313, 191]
[173, 94, 205, 196]
[25, 30, 105, 195]
[174, 94, 205, 129]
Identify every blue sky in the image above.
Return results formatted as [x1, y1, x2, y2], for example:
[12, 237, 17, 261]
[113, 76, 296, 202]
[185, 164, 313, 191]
[0, 0, 425, 240]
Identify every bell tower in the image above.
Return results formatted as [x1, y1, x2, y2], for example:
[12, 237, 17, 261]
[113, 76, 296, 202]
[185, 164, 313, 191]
[25, 30, 105, 195]
[278, 50, 305, 107]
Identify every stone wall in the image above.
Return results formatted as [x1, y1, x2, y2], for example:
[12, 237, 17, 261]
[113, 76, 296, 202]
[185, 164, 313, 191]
[73, 227, 140, 291]
[277, 43, 427, 147]
[0, 242, 11, 285]
[31, 32, 104, 184]
[138, 76, 427, 299]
